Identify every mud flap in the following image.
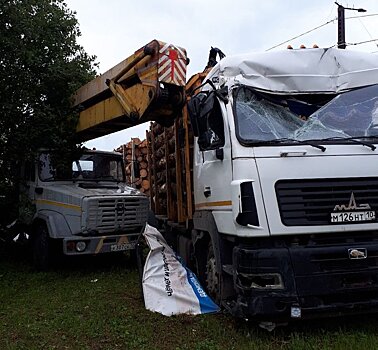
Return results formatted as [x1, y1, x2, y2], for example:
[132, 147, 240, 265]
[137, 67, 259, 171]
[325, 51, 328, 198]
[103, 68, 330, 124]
[139, 224, 220, 316]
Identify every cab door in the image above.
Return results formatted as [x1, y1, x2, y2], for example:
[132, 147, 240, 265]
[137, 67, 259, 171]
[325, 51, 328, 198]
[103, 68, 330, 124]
[191, 91, 232, 212]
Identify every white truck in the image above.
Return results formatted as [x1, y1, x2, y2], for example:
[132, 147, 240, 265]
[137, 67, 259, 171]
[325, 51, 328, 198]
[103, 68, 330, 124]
[147, 47, 378, 321]
[20, 149, 149, 269]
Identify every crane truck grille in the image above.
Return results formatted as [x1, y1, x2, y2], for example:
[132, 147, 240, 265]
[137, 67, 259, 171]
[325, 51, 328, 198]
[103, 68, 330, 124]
[84, 196, 149, 234]
[275, 177, 378, 226]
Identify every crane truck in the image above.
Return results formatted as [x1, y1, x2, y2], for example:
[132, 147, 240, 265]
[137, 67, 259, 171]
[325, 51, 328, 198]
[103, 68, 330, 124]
[16, 38, 378, 323]
[15, 40, 187, 269]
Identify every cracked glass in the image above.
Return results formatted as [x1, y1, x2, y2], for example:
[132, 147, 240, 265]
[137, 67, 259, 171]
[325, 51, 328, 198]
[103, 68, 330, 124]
[234, 84, 378, 144]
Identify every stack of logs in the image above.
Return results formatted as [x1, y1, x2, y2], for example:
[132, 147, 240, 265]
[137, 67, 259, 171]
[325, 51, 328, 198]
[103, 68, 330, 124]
[115, 138, 150, 195]
[147, 122, 177, 218]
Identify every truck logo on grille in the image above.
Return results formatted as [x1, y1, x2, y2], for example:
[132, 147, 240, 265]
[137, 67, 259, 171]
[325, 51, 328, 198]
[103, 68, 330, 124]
[333, 192, 370, 211]
[348, 248, 367, 259]
[330, 192, 376, 223]
[116, 202, 126, 215]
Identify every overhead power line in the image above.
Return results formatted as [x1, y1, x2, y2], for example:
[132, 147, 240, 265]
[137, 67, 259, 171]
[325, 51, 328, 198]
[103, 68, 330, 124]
[346, 38, 378, 47]
[346, 13, 378, 20]
[358, 18, 374, 40]
[266, 13, 378, 52]
[265, 18, 336, 51]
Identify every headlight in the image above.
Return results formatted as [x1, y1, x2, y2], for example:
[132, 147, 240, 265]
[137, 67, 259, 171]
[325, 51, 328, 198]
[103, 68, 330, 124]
[75, 241, 87, 252]
[238, 273, 284, 290]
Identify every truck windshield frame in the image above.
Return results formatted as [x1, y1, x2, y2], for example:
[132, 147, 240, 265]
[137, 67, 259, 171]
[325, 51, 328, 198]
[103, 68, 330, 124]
[233, 84, 378, 146]
[38, 152, 125, 182]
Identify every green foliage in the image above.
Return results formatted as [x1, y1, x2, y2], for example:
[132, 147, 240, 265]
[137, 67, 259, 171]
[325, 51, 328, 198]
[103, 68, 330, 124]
[0, 0, 96, 224]
[18, 191, 36, 224]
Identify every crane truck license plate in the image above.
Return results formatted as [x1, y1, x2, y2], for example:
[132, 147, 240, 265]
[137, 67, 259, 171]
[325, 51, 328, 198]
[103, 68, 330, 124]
[330, 211, 376, 223]
[110, 241, 136, 252]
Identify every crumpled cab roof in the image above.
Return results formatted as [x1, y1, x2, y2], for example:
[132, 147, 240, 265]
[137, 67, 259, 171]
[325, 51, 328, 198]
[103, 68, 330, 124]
[207, 48, 378, 94]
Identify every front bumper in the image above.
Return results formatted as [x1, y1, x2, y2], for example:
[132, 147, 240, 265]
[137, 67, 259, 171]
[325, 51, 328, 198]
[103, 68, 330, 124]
[230, 241, 378, 320]
[63, 234, 139, 255]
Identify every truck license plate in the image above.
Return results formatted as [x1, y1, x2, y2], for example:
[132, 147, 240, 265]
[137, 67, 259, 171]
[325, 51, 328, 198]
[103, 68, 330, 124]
[110, 241, 136, 252]
[330, 211, 376, 223]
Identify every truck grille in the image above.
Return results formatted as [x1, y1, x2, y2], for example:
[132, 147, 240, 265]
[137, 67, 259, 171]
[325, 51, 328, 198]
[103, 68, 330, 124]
[85, 196, 149, 234]
[290, 243, 378, 300]
[275, 177, 378, 226]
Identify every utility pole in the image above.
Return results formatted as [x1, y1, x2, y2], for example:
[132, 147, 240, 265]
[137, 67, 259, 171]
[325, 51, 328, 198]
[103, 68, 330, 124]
[335, 2, 366, 49]
[337, 3, 346, 49]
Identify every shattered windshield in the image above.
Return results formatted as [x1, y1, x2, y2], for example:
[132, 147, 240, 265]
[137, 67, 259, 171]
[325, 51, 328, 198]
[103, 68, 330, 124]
[234, 84, 378, 144]
[39, 152, 125, 182]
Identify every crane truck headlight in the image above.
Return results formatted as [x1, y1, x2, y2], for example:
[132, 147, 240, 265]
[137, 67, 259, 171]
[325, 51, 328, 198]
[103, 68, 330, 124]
[75, 241, 87, 252]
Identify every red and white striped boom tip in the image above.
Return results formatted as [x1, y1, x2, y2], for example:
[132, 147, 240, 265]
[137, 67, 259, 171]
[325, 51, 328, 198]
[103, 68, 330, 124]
[158, 43, 187, 86]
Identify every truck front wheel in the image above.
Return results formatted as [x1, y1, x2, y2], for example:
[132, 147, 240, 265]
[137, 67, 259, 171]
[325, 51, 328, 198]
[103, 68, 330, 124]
[32, 224, 50, 271]
[205, 241, 221, 304]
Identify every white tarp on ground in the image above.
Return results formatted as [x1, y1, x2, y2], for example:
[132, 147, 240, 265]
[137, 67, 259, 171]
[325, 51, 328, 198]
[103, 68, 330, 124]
[141, 224, 220, 316]
[207, 48, 378, 94]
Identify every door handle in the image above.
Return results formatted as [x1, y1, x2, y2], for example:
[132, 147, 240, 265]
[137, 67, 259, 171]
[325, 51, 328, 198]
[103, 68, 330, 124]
[35, 187, 43, 195]
[204, 186, 211, 198]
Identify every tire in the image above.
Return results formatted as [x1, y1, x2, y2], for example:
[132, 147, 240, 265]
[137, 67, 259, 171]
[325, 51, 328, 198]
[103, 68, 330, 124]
[136, 235, 149, 302]
[205, 241, 221, 304]
[32, 224, 50, 271]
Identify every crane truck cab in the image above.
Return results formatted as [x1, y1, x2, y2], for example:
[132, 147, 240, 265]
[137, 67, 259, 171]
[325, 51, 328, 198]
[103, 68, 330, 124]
[20, 149, 149, 269]
[9, 40, 187, 270]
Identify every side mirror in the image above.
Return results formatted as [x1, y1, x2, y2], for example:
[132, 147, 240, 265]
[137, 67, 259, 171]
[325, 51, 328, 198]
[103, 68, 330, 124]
[197, 130, 213, 150]
[187, 94, 203, 137]
[188, 92, 215, 137]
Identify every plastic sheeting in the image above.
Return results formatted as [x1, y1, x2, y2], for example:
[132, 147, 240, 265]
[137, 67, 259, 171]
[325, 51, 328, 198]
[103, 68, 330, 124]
[141, 224, 220, 316]
[208, 48, 378, 93]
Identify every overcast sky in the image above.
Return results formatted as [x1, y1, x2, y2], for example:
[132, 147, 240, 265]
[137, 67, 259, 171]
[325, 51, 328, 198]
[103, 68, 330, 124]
[64, 0, 378, 151]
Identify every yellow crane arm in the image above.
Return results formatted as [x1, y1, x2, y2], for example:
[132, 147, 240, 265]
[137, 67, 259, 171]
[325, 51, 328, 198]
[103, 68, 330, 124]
[73, 40, 188, 142]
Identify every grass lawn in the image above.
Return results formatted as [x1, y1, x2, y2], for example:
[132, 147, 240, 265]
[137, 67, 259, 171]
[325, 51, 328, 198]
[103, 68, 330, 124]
[1, 243, 378, 350]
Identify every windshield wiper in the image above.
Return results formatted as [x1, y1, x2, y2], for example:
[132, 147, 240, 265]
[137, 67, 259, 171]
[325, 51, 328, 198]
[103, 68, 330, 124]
[255, 138, 326, 152]
[320, 136, 376, 151]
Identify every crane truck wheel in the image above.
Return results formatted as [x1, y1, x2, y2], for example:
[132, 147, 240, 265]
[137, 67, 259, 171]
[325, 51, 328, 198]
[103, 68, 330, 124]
[32, 224, 50, 271]
[205, 241, 221, 304]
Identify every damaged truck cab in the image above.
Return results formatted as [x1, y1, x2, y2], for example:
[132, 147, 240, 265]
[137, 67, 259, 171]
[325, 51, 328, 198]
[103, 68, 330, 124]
[21, 149, 149, 269]
[185, 48, 378, 320]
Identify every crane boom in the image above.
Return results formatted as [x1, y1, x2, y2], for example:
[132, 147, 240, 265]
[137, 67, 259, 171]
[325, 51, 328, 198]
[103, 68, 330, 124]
[73, 40, 188, 142]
